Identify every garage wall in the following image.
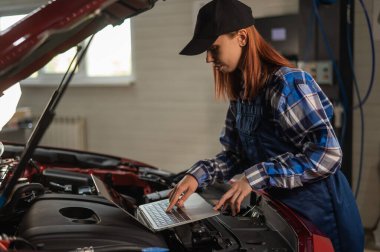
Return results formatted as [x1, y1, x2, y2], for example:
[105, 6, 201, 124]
[353, 0, 380, 228]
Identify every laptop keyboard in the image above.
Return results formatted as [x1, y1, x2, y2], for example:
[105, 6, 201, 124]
[145, 200, 191, 227]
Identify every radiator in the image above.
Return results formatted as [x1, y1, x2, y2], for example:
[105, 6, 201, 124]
[38, 116, 87, 150]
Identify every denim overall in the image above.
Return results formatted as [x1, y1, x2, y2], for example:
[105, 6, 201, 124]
[232, 92, 364, 252]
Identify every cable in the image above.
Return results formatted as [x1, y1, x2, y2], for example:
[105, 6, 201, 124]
[345, 0, 364, 198]
[353, 0, 376, 108]
[348, 0, 376, 198]
[312, 0, 349, 146]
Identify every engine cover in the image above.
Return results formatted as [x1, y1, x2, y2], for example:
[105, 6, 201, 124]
[18, 193, 167, 251]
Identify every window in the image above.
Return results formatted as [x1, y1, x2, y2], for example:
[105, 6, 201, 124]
[0, 14, 133, 86]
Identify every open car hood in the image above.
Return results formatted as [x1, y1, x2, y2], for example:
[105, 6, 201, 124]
[0, 0, 157, 94]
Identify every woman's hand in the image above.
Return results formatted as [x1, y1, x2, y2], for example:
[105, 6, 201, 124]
[214, 176, 252, 216]
[166, 175, 198, 212]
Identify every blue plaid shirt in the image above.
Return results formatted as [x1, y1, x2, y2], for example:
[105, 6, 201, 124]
[188, 67, 342, 190]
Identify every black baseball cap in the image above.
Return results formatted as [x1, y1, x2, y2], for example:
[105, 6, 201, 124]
[179, 0, 255, 56]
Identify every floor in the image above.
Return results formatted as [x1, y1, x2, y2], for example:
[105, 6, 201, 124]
[365, 229, 380, 252]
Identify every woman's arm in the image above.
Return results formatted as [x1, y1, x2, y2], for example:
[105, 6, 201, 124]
[244, 70, 342, 190]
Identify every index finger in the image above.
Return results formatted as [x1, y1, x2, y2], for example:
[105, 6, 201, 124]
[166, 189, 184, 212]
[214, 197, 227, 211]
[167, 189, 174, 202]
[214, 189, 234, 210]
[177, 189, 194, 207]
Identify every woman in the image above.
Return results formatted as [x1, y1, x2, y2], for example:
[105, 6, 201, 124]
[166, 0, 364, 251]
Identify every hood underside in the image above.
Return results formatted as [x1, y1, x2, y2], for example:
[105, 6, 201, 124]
[0, 0, 157, 95]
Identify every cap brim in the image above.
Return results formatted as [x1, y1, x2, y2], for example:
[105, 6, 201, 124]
[179, 37, 217, 55]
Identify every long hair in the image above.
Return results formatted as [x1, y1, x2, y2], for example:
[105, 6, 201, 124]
[214, 25, 294, 100]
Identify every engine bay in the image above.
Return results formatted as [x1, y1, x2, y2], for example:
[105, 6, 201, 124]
[0, 144, 298, 251]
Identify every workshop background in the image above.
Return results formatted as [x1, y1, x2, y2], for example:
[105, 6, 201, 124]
[0, 0, 379, 250]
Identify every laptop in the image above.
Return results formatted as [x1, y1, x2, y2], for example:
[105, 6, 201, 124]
[91, 174, 220, 232]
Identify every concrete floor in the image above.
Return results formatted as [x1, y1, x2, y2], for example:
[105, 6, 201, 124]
[365, 229, 380, 252]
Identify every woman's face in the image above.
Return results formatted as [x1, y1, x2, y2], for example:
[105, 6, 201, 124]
[206, 31, 245, 73]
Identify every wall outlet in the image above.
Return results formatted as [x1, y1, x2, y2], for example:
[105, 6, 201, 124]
[298, 61, 333, 85]
[316, 60, 333, 85]
[298, 61, 318, 80]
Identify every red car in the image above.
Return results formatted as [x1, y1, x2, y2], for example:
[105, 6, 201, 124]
[0, 1, 334, 251]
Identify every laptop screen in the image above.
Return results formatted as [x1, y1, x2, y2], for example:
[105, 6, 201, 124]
[91, 174, 136, 216]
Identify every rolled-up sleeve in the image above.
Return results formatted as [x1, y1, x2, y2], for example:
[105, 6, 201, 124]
[187, 104, 243, 188]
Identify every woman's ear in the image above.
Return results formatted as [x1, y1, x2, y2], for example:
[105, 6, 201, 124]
[237, 29, 248, 47]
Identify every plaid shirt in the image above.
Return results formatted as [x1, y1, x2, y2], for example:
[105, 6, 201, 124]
[188, 67, 342, 190]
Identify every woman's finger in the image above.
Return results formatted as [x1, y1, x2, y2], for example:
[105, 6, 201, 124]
[235, 191, 247, 214]
[166, 188, 185, 212]
[229, 190, 241, 216]
[177, 188, 194, 207]
[167, 189, 174, 201]
[168, 188, 177, 205]
[214, 188, 235, 210]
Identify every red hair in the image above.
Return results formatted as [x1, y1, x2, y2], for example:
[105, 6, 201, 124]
[214, 26, 294, 100]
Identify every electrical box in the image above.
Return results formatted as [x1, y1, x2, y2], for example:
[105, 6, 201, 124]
[297, 61, 333, 85]
[298, 61, 317, 80]
[316, 61, 333, 85]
